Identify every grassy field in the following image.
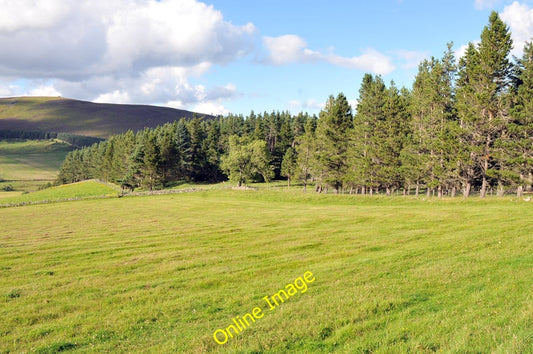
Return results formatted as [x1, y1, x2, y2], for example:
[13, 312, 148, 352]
[0, 180, 119, 207]
[0, 139, 74, 194]
[0, 189, 532, 353]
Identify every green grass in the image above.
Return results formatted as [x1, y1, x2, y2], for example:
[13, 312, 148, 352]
[0, 190, 532, 352]
[0, 180, 119, 206]
[0, 139, 74, 193]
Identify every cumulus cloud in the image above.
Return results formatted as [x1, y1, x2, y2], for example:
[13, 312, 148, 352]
[262, 35, 395, 75]
[501, 1, 533, 55]
[0, 0, 254, 112]
[0, 0, 71, 32]
[0, 0, 256, 79]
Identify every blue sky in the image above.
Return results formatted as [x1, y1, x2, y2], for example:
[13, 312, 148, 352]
[1, 0, 532, 116]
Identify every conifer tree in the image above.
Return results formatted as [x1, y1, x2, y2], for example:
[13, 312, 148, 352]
[315, 93, 353, 192]
[352, 74, 387, 194]
[456, 11, 513, 197]
[295, 119, 316, 192]
[281, 147, 297, 187]
[505, 41, 533, 196]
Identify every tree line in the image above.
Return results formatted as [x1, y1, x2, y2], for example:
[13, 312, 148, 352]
[0, 129, 103, 147]
[58, 12, 533, 197]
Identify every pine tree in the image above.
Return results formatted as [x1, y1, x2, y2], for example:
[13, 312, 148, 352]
[315, 93, 353, 193]
[175, 118, 192, 180]
[141, 130, 162, 190]
[352, 74, 387, 194]
[456, 11, 513, 197]
[187, 117, 209, 181]
[406, 44, 458, 197]
[505, 41, 533, 196]
[281, 147, 297, 187]
[295, 119, 316, 192]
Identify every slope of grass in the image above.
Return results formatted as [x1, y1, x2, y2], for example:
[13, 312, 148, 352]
[0, 139, 74, 194]
[0, 180, 119, 206]
[0, 190, 532, 352]
[0, 97, 213, 138]
[0, 139, 73, 194]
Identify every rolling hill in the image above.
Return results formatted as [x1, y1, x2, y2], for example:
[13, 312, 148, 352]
[0, 96, 215, 139]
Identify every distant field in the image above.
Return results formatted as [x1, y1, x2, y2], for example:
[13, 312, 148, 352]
[0, 189, 531, 352]
[0, 139, 74, 194]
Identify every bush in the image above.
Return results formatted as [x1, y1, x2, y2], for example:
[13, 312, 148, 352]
[38, 182, 53, 190]
[1, 184, 14, 191]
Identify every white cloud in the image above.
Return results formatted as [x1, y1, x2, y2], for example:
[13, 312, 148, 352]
[328, 49, 395, 75]
[28, 85, 62, 97]
[474, 0, 501, 10]
[0, 0, 256, 79]
[348, 99, 358, 111]
[501, 1, 533, 55]
[0, 0, 254, 112]
[263, 35, 322, 65]
[94, 90, 130, 104]
[0, 0, 71, 32]
[262, 35, 395, 75]
[192, 101, 230, 116]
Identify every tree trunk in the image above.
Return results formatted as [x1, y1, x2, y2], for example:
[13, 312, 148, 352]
[497, 182, 504, 197]
[480, 175, 487, 198]
[517, 185, 523, 198]
[451, 186, 456, 198]
[415, 182, 419, 197]
[386, 187, 391, 196]
[464, 182, 471, 198]
[438, 185, 442, 198]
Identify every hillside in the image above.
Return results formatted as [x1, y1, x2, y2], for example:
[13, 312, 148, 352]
[0, 96, 215, 139]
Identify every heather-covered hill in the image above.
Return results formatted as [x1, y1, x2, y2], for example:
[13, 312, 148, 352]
[0, 96, 215, 139]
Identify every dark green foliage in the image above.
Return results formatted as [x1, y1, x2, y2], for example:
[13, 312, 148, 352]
[0, 129, 103, 147]
[57, 113, 313, 189]
[281, 147, 297, 186]
[456, 11, 514, 197]
[315, 93, 353, 192]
